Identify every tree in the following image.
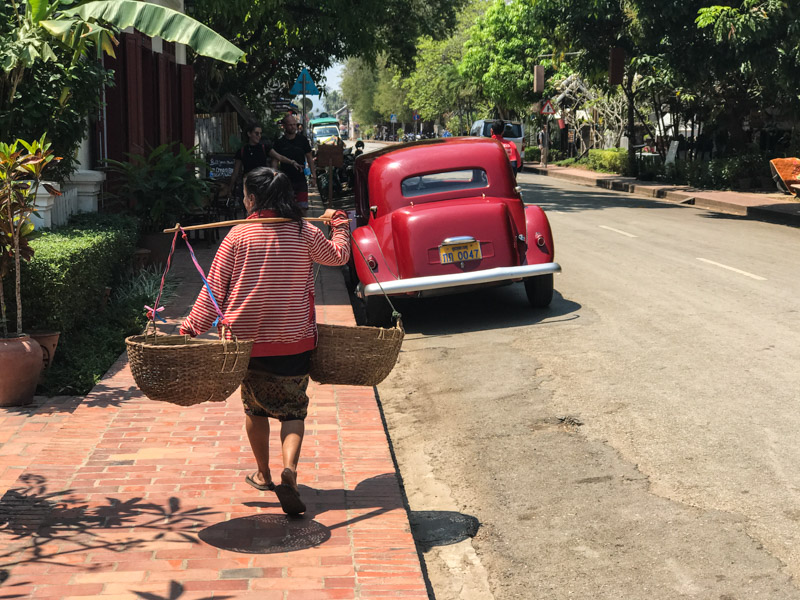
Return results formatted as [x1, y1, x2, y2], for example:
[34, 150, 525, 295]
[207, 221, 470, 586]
[460, 0, 549, 119]
[323, 89, 345, 114]
[0, 0, 244, 177]
[403, 0, 484, 126]
[340, 57, 381, 128]
[192, 0, 466, 120]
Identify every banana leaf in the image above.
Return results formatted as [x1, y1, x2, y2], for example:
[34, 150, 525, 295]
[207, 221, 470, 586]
[57, 0, 245, 65]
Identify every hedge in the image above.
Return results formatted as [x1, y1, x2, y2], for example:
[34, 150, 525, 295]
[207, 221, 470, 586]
[586, 148, 628, 174]
[7, 213, 138, 335]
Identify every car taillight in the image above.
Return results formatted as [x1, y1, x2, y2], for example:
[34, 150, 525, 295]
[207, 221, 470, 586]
[522, 138, 527, 150]
[535, 232, 546, 247]
[367, 255, 378, 270]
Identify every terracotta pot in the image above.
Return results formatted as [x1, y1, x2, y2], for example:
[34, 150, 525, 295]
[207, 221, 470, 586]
[0, 335, 43, 407]
[28, 330, 60, 370]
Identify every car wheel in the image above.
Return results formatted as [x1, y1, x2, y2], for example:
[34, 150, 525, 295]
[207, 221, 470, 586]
[524, 273, 553, 308]
[364, 295, 394, 327]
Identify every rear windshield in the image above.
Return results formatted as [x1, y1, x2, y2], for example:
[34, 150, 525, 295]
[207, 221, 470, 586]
[482, 123, 522, 138]
[401, 169, 488, 198]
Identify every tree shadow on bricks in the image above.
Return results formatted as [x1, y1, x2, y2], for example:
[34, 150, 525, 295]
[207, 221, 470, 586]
[132, 580, 233, 600]
[0, 473, 219, 576]
[199, 473, 479, 554]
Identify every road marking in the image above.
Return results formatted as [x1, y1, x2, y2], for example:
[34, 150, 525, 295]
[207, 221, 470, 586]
[696, 258, 766, 281]
[598, 225, 637, 238]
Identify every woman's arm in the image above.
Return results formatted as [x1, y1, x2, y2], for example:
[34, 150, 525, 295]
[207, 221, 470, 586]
[179, 234, 235, 336]
[309, 209, 350, 266]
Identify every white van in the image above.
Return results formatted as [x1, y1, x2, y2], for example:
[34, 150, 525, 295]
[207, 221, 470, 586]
[470, 120, 525, 171]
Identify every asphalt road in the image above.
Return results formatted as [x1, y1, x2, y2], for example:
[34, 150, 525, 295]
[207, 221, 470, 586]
[374, 171, 800, 599]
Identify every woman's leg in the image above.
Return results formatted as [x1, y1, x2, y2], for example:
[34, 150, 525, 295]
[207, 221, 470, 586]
[280, 420, 305, 477]
[245, 414, 272, 485]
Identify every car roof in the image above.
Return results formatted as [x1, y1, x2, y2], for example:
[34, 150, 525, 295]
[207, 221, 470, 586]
[309, 118, 339, 126]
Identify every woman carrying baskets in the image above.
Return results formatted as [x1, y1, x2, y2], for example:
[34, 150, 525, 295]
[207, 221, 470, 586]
[179, 167, 351, 515]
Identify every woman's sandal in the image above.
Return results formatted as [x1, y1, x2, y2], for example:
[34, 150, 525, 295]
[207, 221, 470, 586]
[274, 468, 306, 515]
[245, 472, 275, 491]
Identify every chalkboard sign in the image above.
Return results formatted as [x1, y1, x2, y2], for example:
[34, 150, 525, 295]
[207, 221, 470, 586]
[208, 154, 235, 180]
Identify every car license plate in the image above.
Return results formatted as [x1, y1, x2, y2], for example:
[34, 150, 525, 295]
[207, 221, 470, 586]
[439, 241, 482, 264]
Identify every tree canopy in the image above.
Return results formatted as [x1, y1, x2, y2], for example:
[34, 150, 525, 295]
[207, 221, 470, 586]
[192, 0, 466, 118]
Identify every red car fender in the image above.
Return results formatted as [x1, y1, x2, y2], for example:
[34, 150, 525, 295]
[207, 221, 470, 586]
[523, 205, 555, 264]
[351, 225, 397, 285]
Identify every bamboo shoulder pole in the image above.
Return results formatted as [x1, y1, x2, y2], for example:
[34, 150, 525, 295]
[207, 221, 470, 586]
[163, 217, 331, 234]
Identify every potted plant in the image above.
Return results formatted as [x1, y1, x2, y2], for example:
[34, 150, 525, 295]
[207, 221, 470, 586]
[0, 136, 58, 407]
[104, 143, 209, 264]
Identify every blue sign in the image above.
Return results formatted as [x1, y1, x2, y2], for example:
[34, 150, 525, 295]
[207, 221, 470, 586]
[390, 114, 397, 123]
[413, 112, 420, 121]
[290, 68, 319, 95]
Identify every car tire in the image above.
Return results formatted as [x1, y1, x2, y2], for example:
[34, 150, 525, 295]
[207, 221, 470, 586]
[524, 273, 553, 308]
[364, 295, 394, 327]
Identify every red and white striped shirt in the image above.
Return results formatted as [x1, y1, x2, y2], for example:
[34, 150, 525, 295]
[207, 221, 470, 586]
[180, 210, 350, 356]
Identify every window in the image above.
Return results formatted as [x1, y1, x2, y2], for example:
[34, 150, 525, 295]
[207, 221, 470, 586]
[482, 123, 522, 138]
[401, 169, 488, 197]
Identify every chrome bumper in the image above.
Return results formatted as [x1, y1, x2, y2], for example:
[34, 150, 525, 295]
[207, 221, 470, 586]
[361, 262, 561, 297]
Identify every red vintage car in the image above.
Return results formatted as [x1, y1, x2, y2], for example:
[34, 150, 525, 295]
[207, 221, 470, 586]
[349, 137, 561, 324]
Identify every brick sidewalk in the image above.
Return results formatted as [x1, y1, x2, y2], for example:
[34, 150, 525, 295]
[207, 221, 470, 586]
[529, 164, 800, 226]
[0, 236, 427, 599]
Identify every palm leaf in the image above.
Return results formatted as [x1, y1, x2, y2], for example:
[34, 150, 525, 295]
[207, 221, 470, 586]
[61, 0, 246, 64]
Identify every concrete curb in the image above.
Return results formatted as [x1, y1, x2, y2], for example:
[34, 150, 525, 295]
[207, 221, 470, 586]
[528, 166, 800, 227]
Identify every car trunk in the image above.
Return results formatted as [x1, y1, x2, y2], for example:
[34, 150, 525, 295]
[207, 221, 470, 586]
[389, 200, 519, 280]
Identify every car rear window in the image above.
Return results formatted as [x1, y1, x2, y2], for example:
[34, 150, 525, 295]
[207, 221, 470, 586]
[401, 169, 488, 198]
[481, 123, 522, 138]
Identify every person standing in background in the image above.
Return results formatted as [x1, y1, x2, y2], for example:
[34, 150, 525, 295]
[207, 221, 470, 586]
[223, 122, 302, 199]
[273, 114, 317, 214]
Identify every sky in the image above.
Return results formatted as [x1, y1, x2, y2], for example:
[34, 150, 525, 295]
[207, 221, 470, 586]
[291, 63, 343, 115]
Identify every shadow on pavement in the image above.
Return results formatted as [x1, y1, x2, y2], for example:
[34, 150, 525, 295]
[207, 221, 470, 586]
[0, 473, 218, 574]
[200, 473, 479, 555]
[381, 288, 580, 336]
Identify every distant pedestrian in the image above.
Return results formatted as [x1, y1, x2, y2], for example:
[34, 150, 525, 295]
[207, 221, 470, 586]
[179, 167, 350, 516]
[537, 128, 546, 164]
[223, 122, 302, 199]
[491, 119, 521, 177]
[273, 114, 317, 215]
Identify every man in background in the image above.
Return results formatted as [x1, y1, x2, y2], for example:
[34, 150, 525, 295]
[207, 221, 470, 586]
[273, 114, 317, 214]
[491, 119, 521, 178]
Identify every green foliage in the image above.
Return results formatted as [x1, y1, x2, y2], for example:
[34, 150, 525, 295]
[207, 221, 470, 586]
[39, 261, 177, 395]
[59, 1, 245, 64]
[0, 134, 57, 336]
[103, 143, 209, 233]
[586, 149, 629, 175]
[403, 1, 484, 122]
[341, 57, 382, 127]
[460, 0, 547, 117]
[8, 212, 138, 335]
[192, 0, 465, 118]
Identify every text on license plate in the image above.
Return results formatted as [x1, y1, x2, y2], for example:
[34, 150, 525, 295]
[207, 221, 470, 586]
[439, 241, 482, 264]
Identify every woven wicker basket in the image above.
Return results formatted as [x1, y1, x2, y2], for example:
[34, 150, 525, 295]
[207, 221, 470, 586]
[310, 322, 404, 386]
[126, 332, 253, 406]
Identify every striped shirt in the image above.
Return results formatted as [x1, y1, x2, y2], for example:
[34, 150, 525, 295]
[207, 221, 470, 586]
[180, 209, 351, 356]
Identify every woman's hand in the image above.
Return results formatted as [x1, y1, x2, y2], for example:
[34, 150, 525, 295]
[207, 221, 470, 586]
[321, 209, 338, 221]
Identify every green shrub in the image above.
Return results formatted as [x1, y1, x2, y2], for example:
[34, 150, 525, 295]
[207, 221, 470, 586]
[104, 143, 209, 233]
[40, 265, 177, 395]
[10, 213, 138, 335]
[525, 147, 540, 163]
[587, 148, 628, 174]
